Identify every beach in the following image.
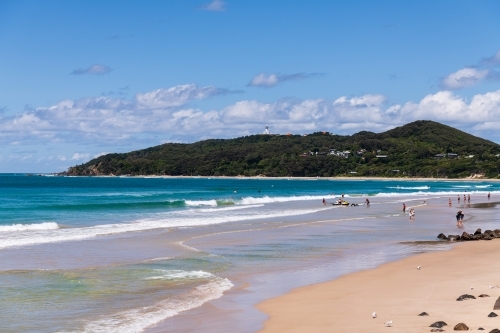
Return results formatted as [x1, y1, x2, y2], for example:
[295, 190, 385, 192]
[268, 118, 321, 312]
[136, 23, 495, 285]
[259, 240, 500, 332]
[1, 175, 500, 332]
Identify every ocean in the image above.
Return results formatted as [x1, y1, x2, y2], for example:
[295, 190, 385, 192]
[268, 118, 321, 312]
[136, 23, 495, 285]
[1, 174, 499, 332]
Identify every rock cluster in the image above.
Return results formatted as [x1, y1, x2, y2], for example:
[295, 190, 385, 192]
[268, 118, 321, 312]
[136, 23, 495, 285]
[489, 312, 498, 317]
[418, 312, 429, 316]
[437, 229, 500, 242]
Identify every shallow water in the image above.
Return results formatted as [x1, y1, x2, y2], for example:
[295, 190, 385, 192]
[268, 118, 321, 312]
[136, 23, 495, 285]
[0, 175, 499, 332]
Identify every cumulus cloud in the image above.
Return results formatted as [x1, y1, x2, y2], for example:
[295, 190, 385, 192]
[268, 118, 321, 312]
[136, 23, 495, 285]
[4, 82, 500, 151]
[441, 67, 489, 90]
[71, 64, 112, 75]
[249, 72, 322, 87]
[135, 84, 240, 109]
[200, 0, 225, 11]
[70, 153, 90, 161]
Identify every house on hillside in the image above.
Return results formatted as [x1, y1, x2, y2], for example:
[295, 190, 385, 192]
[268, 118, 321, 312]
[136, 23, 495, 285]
[447, 153, 458, 158]
[435, 154, 446, 159]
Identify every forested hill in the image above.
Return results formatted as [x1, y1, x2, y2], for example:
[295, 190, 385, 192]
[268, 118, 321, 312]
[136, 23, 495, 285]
[65, 120, 500, 178]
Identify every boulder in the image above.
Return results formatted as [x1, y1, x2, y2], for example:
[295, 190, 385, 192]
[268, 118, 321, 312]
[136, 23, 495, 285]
[430, 321, 448, 328]
[489, 312, 498, 317]
[494, 229, 500, 235]
[448, 235, 461, 242]
[457, 294, 476, 301]
[461, 232, 471, 240]
[472, 235, 482, 240]
[489, 329, 500, 333]
[431, 329, 445, 332]
[479, 294, 490, 297]
[437, 233, 448, 240]
[453, 322, 469, 330]
[474, 228, 482, 235]
[484, 235, 493, 240]
[418, 312, 429, 316]
[478, 328, 484, 331]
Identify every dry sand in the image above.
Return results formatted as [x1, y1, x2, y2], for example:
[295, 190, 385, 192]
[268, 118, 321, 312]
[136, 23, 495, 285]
[258, 240, 500, 332]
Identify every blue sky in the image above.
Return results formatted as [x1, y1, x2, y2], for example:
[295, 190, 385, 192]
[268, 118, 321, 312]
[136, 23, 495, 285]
[1, 1, 500, 172]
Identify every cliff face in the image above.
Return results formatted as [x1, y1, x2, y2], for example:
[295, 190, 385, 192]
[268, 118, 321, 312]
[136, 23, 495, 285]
[62, 121, 500, 178]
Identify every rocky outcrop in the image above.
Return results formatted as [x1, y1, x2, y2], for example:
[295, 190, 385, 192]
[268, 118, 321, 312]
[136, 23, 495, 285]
[418, 312, 429, 316]
[489, 312, 498, 317]
[479, 294, 490, 298]
[437, 233, 448, 240]
[437, 229, 500, 242]
[474, 228, 482, 235]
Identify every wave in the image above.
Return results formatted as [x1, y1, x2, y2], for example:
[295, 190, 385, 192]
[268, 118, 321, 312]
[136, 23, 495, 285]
[58, 276, 233, 333]
[452, 185, 471, 188]
[197, 204, 264, 213]
[239, 195, 336, 205]
[374, 190, 500, 197]
[145, 269, 214, 280]
[387, 186, 430, 190]
[185, 199, 218, 207]
[0, 206, 330, 249]
[0, 222, 59, 232]
[475, 185, 492, 188]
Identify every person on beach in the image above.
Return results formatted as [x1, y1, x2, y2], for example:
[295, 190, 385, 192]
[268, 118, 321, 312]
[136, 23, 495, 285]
[463, 194, 466, 203]
[456, 210, 462, 227]
[458, 195, 460, 203]
[365, 198, 370, 207]
[322, 198, 326, 205]
[341, 193, 344, 199]
[409, 208, 415, 220]
[448, 198, 452, 207]
[403, 203, 406, 213]
[488, 192, 491, 200]
[467, 194, 470, 204]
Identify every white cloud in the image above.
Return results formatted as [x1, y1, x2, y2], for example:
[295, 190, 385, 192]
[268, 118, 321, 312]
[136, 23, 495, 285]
[441, 67, 489, 90]
[249, 72, 321, 87]
[71, 64, 112, 75]
[70, 153, 90, 161]
[200, 0, 225, 11]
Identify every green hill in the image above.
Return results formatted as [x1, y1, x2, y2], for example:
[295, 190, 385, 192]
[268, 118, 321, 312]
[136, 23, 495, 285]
[64, 120, 500, 178]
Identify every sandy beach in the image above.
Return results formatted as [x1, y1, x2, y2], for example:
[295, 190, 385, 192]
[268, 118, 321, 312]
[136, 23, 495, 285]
[258, 240, 500, 332]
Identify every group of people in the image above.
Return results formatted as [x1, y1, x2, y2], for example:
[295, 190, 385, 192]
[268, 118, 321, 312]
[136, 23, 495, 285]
[321, 194, 370, 207]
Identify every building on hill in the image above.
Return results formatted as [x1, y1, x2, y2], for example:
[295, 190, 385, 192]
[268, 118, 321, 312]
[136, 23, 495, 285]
[263, 125, 270, 135]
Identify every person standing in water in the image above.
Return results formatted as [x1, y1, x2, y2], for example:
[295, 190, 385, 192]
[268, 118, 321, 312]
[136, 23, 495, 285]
[488, 192, 491, 200]
[467, 194, 470, 204]
[448, 198, 452, 207]
[365, 198, 370, 207]
[403, 203, 406, 213]
[458, 195, 460, 204]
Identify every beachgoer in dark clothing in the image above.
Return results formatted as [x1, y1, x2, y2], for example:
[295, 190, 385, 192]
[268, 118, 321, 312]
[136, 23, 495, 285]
[365, 198, 370, 206]
[322, 198, 326, 205]
[448, 198, 452, 207]
[488, 192, 491, 199]
[467, 194, 470, 203]
[458, 195, 460, 203]
[403, 203, 406, 213]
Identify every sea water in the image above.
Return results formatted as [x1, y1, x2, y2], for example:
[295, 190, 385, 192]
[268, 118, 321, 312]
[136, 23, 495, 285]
[0, 174, 499, 332]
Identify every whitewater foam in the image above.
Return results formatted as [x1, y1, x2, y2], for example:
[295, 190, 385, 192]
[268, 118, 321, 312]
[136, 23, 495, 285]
[146, 270, 214, 280]
[239, 194, 336, 205]
[0, 222, 59, 232]
[185, 199, 218, 207]
[58, 277, 233, 333]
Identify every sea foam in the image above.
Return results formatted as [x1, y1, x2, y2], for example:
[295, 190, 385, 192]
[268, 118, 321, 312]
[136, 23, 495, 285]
[0, 222, 59, 232]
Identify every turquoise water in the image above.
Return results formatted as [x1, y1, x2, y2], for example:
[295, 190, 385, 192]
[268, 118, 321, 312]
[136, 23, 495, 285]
[0, 174, 499, 332]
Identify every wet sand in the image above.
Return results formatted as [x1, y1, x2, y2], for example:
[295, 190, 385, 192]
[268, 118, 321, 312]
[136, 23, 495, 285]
[258, 239, 500, 332]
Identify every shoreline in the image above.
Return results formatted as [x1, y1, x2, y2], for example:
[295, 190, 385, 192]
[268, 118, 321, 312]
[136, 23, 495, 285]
[51, 173, 500, 182]
[257, 240, 500, 332]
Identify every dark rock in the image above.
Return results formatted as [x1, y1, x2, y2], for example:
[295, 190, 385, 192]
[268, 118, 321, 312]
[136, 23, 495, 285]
[489, 312, 498, 317]
[454, 322, 469, 330]
[437, 233, 448, 240]
[484, 235, 493, 240]
[461, 231, 471, 240]
[489, 329, 500, 333]
[448, 235, 461, 242]
[494, 229, 500, 235]
[457, 294, 476, 301]
[430, 321, 448, 328]
[431, 329, 445, 332]
[474, 228, 482, 235]
[479, 294, 490, 297]
[472, 235, 482, 240]
[478, 328, 484, 331]
[418, 312, 429, 316]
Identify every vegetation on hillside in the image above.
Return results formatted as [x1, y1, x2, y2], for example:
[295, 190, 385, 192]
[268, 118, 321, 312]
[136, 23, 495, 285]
[65, 121, 500, 178]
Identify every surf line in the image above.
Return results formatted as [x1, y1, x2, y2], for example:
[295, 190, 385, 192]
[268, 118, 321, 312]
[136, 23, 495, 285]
[178, 216, 377, 251]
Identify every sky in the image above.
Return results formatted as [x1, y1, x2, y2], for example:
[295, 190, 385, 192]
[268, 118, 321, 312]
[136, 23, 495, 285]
[1, 1, 500, 172]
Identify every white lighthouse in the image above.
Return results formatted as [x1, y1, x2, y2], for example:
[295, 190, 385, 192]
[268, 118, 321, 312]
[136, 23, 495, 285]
[263, 124, 270, 135]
